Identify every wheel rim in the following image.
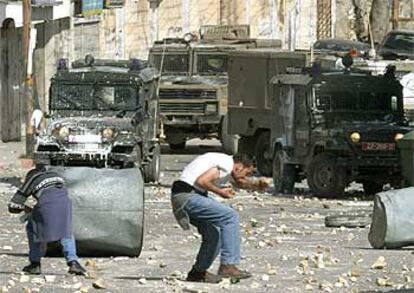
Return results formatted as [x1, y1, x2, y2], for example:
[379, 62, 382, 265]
[315, 164, 335, 189]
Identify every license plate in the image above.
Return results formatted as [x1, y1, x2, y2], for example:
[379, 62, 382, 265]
[82, 144, 100, 151]
[362, 142, 395, 151]
[68, 134, 102, 143]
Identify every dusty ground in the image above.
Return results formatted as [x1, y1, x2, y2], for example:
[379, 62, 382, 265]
[0, 139, 413, 293]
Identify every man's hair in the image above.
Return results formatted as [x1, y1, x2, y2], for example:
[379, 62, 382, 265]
[233, 153, 256, 167]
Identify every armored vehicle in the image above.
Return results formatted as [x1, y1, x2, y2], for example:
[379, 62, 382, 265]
[228, 51, 412, 197]
[149, 25, 280, 152]
[227, 50, 322, 176]
[34, 56, 161, 182]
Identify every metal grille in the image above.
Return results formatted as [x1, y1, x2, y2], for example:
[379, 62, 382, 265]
[159, 89, 217, 99]
[196, 55, 228, 74]
[317, 0, 332, 40]
[160, 103, 205, 114]
[358, 130, 396, 143]
[151, 54, 189, 74]
[65, 144, 106, 151]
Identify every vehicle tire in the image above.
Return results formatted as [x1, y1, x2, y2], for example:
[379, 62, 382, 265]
[307, 153, 347, 198]
[169, 141, 186, 150]
[220, 114, 239, 155]
[255, 132, 272, 177]
[325, 214, 372, 228]
[143, 144, 161, 183]
[362, 181, 383, 195]
[272, 149, 295, 194]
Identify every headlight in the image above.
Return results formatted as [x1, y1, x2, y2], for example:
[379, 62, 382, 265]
[394, 133, 404, 142]
[102, 128, 115, 139]
[205, 104, 217, 113]
[183, 33, 193, 43]
[58, 127, 70, 138]
[350, 132, 361, 143]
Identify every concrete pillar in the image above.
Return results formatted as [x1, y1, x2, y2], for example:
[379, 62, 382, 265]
[149, 5, 159, 44]
[115, 7, 125, 58]
[182, 0, 190, 33]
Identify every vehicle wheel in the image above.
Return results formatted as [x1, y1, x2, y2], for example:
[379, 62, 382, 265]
[325, 214, 372, 228]
[169, 141, 186, 150]
[255, 132, 272, 177]
[221, 114, 239, 155]
[272, 149, 295, 194]
[143, 144, 161, 183]
[362, 181, 383, 195]
[307, 153, 347, 198]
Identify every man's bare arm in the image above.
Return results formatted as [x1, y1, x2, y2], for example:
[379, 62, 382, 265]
[233, 177, 270, 191]
[195, 167, 235, 198]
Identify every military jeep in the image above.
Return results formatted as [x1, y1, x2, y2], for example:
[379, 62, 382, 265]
[34, 57, 161, 182]
[268, 69, 412, 197]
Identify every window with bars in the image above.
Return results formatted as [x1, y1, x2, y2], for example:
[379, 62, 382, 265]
[317, 0, 332, 40]
[195, 54, 228, 75]
[151, 54, 189, 75]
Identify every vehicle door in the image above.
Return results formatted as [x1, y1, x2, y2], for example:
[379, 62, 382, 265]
[294, 86, 311, 158]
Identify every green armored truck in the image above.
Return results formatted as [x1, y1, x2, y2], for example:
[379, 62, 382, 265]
[228, 50, 412, 197]
[34, 56, 161, 182]
[149, 25, 280, 152]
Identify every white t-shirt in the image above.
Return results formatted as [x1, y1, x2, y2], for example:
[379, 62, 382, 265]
[180, 152, 234, 191]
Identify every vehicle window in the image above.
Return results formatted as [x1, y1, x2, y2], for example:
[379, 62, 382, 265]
[315, 95, 331, 110]
[313, 41, 366, 52]
[295, 89, 308, 128]
[359, 91, 397, 111]
[50, 84, 137, 111]
[95, 86, 138, 110]
[383, 33, 414, 51]
[151, 53, 189, 74]
[196, 54, 228, 74]
[96, 87, 115, 105]
[50, 84, 94, 110]
[315, 89, 357, 111]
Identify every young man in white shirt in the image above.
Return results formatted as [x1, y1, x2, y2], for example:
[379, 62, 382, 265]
[171, 153, 267, 283]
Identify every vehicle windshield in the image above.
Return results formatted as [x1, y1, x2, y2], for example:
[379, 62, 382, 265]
[313, 87, 402, 122]
[314, 41, 367, 52]
[195, 54, 228, 74]
[383, 32, 414, 51]
[50, 84, 139, 111]
[151, 53, 189, 74]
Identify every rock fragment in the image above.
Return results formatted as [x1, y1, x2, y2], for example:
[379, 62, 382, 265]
[371, 256, 387, 269]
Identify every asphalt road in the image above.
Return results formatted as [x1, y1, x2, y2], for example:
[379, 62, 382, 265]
[0, 139, 413, 292]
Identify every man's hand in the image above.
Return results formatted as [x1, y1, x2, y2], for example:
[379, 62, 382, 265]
[220, 187, 236, 198]
[195, 167, 237, 199]
[24, 206, 33, 213]
[256, 177, 271, 191]
[234, 177, 270, 191]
